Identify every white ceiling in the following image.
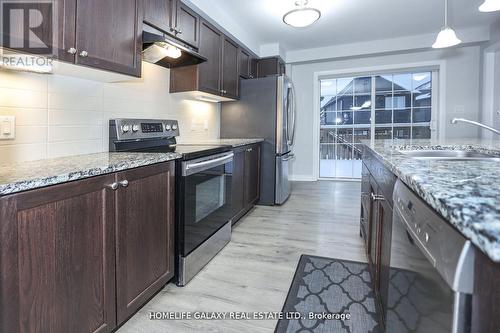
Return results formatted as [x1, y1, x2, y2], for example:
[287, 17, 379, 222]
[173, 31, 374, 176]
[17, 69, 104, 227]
[209, 0, 500, 51]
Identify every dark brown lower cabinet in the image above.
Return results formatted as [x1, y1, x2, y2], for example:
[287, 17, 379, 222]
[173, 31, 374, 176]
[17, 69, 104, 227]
[115, 163, 175, 323]
[244, 145, 260, 207]
[0, 174, 117, 333]
[231, 143, 261, 223]
[0, 161, 175, 333]
[362, 147, 395, 327]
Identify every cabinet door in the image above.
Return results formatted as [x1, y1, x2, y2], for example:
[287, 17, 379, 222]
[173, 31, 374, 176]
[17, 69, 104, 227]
[222, 37, 239, 99]
[244, 144, 261, 207]
[239, 48, 250, 79]
[231, 148, 246, 221]
[0, 175, 116, 333]
[175, 1, 199, 47]
[360, 162, 371, 246]
[56, 0, 77, 62]
[75, 0, 142, 76]
[198, 19, 222, 95]
[378, 198, 393, 323]
[143, 0, 176, 34]
[115, 162, 175, 323]
[250, 58, 258, 79]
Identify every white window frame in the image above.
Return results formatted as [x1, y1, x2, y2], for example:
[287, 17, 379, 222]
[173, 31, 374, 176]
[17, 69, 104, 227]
[312, 61, 446, 181]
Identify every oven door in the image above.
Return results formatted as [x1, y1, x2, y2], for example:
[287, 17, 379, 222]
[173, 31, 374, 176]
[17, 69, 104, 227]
[179, 152, 233, 257]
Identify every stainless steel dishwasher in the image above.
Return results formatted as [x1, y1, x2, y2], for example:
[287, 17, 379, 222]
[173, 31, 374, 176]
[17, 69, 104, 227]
[386, 180, 475, 333]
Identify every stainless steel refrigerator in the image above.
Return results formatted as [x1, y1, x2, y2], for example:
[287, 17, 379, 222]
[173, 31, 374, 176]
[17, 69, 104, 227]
[221, 75, 296, 205]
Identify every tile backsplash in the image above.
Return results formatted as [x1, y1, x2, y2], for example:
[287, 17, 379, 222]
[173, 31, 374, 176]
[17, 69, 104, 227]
[0, 62, 220, 163]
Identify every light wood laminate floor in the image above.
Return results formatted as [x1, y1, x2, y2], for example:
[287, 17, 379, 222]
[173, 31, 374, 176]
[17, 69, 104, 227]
[118, 181, 365, 333]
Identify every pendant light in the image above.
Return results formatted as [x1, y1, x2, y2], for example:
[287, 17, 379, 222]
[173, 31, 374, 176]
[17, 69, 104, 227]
[432, 0, 461, 48]
[283, 0, 321, 28]
[479, 0, 500, 12]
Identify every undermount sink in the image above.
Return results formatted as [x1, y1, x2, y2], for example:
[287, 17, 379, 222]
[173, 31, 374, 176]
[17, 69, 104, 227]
[397, 150, 500, 161]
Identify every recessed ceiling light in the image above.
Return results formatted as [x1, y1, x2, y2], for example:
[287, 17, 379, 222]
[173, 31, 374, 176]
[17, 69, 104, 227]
[479, 0, 500, 12]
[283, 0, 321, 28]
[432, 0, 461, 48]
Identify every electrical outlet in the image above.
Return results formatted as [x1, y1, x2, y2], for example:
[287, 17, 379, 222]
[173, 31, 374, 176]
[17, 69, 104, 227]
[0, 116, 15, 140]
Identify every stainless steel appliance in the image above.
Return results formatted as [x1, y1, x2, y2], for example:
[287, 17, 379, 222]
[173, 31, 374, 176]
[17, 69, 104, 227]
[388, 180, 475, 333]
[142, 24, 207, 68]
[109, 118, 233, 286]
[221, 75, 296, 205]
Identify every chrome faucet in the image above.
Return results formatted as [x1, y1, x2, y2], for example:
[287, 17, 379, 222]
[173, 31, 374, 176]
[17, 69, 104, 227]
[451, 118, 500, 136]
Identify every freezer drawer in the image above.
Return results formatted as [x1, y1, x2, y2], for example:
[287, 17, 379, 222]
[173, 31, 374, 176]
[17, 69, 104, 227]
[275, 153, 294, 204]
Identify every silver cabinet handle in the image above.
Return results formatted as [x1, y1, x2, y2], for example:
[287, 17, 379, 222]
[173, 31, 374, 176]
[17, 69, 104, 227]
[67, 47, 77, 54]
[282, 154, 295, 161]
[177, 29, 182, 34]
[246, 148, 253, 152]
[119, 180, 129, 187]
[371, 193, 385, 201]
[170, 27, 176, 33]
[79, 50, 88, 57]
[106, 182, 118, 190]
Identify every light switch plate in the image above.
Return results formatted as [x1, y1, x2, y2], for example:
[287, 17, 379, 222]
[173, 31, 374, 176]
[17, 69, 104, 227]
[0, 116, 15, 140]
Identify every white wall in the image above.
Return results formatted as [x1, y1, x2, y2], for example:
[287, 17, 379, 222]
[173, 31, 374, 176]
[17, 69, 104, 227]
[0, 62, 220, 163]
[289, 45, 482, 180]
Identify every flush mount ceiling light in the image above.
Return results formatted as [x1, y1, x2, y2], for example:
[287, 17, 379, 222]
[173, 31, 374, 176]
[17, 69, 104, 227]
[283, 0, 321, 28]
[433, 0, 461, 48]
[479, 0, 500, 12]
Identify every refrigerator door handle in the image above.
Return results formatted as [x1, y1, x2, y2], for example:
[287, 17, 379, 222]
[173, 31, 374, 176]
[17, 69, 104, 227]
[288, 82, 297, 147]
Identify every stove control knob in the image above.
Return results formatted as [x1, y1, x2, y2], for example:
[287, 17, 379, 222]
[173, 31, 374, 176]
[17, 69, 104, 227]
[172, 124, 178, 130]
[132, 124, 140, 132]
[165, 124, 172, 131]
[121, 124, 130, 133]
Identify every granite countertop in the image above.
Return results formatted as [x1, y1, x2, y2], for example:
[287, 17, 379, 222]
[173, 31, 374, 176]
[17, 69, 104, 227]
[179, 138, 264, 147]
[362, 138, 500, 262]
[0, 152, 181, 197]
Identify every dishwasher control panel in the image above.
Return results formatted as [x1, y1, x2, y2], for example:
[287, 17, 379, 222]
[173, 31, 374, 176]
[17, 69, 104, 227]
[393, 180, 474, 293]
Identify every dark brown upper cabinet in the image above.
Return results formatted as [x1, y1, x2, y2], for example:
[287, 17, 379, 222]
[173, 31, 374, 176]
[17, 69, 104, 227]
[175, 1, 200, 48]
[143, 0, 176, 34]
[257, 56, 286, 78]
[222, 37, 239, 99]
[170, 19, 240, 100]
[58, 0, 142, 77]
[197, 19, 223, 95]
[239, 48, 259, 79]
[144, 0, 199, 48]
[239, 48, 250, 79]
[250, 58, 258, 79]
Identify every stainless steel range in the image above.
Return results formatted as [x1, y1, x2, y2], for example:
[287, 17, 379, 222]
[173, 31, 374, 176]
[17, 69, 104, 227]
[109, 118, 233, 286]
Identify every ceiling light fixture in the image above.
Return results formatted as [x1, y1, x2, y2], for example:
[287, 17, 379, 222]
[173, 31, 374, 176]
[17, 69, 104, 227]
[432, 0, 461, 48]
[479, 0, 500, 12]
[283, 0, 321, 28]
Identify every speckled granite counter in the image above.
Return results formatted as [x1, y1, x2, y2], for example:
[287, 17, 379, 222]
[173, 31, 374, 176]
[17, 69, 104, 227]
[0, 152, 181, 196]
[179, 138, 264, 147]
[362, 138, 500, 262]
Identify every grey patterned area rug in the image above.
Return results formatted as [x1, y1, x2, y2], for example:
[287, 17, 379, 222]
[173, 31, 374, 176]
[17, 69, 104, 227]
[275, 255, 381, 333]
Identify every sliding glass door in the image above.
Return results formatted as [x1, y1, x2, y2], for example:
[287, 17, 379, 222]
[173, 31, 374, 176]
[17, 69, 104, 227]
[319, 71, 434, 179]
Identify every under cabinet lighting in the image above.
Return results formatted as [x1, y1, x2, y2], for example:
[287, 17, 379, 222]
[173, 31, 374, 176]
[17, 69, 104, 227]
[196, 96, 220, 103]
[479, 0, 500, 12]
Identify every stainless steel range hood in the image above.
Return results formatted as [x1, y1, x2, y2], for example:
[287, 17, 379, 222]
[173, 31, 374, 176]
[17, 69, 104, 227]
[142, 24, 206, 68]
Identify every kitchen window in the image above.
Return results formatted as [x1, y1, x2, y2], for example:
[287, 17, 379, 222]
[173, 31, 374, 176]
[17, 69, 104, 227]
[319, 71, 435, 179]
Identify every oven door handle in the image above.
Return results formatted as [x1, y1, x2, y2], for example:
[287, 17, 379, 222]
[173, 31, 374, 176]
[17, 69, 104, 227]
[183, 153, 234, 176]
